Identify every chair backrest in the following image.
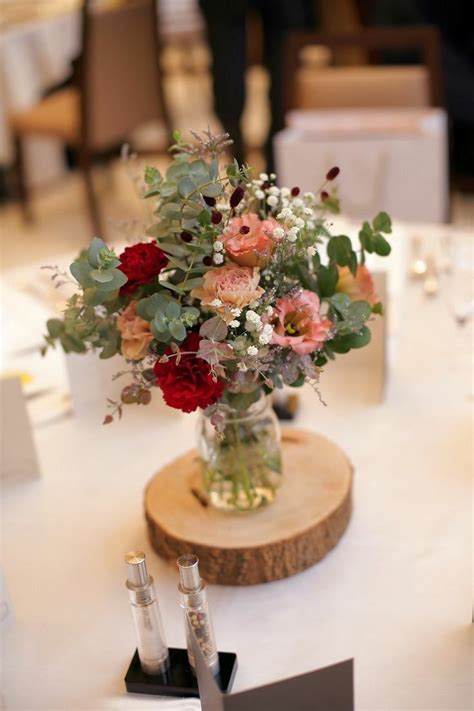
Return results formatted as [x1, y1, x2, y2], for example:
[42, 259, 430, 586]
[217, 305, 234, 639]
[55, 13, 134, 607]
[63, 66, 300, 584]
[283, 26, 444, 114]
[80, 0, 169, 151]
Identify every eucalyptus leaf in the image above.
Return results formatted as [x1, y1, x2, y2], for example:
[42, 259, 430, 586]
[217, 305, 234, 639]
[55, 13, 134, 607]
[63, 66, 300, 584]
[105, 269, 128, 291]
[348, 300, 372, 323]
[160, 202, 182, 220]
[201, 182, 223, 198]
[150, 321, 171, 341]
[159, 182, 178, 199]
[166, 162, 189, 182]
[91, 269, 114, 284]
[372, 234, 391, 256]
[165, 301, 181, 319]
[160, 281, 186, 295]
[330, 293, 351, 316]
[144, 166, 162, 185]
[88, 238, 107, 268]
[177, 176, 197, 199]
[159, 242, 189, 258]
[99, 340, 119, 359]
[359, 222, 373, 253]
[169, 320, 186, 341]
[47, 319, 63, 338]
[209, 159, 219, 181]
[373, 211, 392, 233]
[179, 276, 203, 291]
[349, 250, 358, 277]
[70, 260, 94, 288]
[153, 312, 168, 333]
[198, 209, 211, 226]
[317, 264, 338, 297]
[199, 316, 228, 342]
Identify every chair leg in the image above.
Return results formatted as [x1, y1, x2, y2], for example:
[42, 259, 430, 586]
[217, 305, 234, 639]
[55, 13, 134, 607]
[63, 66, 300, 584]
[79, 150, 102, 236]
[13, 134, 33, 223]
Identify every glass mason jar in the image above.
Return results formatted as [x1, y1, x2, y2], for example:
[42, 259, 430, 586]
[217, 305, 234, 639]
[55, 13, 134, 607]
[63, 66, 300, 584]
[198, 392, 282, 512]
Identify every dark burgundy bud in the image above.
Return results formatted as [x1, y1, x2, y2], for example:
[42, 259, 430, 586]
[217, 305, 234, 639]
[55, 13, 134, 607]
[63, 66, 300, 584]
[320, 190, 329, 201]
[262, 181, 270, 190]
[326, 166, 340, 181]
[240, 225, 250, 235]
[230, 185, 245, 208]
[203, 256, 213, 266]
[211, 210, 223, 225]
[203, 195, 216, 207]
[291, 186, 300, 196]
[180, 230, 193, 243]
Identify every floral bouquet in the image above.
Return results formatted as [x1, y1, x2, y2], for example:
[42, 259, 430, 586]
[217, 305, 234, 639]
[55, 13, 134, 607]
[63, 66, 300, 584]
[44, 130, 392, 512]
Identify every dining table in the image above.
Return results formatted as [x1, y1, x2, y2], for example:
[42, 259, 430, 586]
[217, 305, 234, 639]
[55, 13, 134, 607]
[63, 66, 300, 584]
[1, 219, 472, 710]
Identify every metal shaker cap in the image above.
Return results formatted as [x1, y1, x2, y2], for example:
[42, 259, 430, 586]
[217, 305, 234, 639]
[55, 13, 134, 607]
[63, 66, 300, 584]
[177, 554, 201, 592]
[125, 551, 149, 587]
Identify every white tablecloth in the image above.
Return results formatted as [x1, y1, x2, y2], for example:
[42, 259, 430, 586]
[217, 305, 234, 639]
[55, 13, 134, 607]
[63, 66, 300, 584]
[1, 223, 472, 710]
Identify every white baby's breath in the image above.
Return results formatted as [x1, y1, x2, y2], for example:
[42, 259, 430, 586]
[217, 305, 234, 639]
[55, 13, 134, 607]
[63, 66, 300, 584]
[255, 189, 265, 200]
[213, 253, 224, 264]
[213, 240, 223, 252]
[246, 345, 259, 356]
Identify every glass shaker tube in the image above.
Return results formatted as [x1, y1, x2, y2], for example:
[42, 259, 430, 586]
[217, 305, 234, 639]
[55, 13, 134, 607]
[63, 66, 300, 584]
[125, 551, 170, 676]
[177, 554, 220, 676]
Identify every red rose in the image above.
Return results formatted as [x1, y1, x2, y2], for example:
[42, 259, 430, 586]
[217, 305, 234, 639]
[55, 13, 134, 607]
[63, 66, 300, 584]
[118, 242, 168, 294]
[154, 333, 225, 413]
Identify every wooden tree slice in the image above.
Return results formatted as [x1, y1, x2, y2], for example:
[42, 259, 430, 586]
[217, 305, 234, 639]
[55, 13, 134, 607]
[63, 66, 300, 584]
[145, 428, 352, 585]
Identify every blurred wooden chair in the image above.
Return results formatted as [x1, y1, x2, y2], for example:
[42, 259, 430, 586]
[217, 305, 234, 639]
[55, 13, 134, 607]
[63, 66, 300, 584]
[283, 26, 444, 113]
[10, 0, 169, 234]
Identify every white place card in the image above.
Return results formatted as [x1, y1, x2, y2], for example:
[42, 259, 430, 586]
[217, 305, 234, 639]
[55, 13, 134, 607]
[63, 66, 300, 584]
[0, 377, 40, 482]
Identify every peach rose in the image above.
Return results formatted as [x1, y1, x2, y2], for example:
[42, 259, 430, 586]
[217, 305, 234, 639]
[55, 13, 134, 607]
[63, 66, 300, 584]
[272, 290, 331, 355]
[117, 302, 153, 360]
[191, 265, 264, 323]
[336, 265, 378, 305]
[219, 213, 279, 267]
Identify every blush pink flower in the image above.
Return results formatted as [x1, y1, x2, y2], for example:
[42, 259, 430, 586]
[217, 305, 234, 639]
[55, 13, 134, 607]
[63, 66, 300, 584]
[219, 213, 279, 267]
[336, 265, 378, 305]
[191, 265, 264, 323]
[271, 290, 331, 355]
[117, 302, 153, 360]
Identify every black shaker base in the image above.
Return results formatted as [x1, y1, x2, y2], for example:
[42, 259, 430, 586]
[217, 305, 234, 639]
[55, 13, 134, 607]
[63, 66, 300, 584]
[124, 647, 238, 698]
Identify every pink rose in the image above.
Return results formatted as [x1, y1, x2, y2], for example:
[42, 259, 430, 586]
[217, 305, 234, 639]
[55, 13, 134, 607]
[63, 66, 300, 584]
[191, 265, 264, 323]
[336, 265, 378, 305]
[117, 302, 153, 360]
[271, 290, 331, 355]
[219, 213, 279, 267]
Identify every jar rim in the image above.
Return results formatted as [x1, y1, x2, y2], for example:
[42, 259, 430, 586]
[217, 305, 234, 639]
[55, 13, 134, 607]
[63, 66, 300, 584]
[207, 391, 272, 423]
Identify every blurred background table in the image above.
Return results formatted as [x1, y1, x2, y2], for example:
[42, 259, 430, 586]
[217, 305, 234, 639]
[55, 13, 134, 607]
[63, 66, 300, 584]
[1, 221, 471, 710]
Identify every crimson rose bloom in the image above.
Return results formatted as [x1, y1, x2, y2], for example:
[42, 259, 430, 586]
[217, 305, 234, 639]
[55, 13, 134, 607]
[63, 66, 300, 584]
[154, 333, 225, 413]
[118, 242, 168, 294]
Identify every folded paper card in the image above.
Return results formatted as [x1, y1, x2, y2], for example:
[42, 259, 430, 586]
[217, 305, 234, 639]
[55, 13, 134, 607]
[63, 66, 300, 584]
[0, 377, 40, 482]
[322, 271, 387, 404]
[191, 633, 353, 711]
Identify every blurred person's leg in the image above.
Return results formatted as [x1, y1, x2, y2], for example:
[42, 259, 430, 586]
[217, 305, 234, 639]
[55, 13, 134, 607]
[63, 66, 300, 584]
[199, 1, 247, 164]
[258, 0, 315, 173]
